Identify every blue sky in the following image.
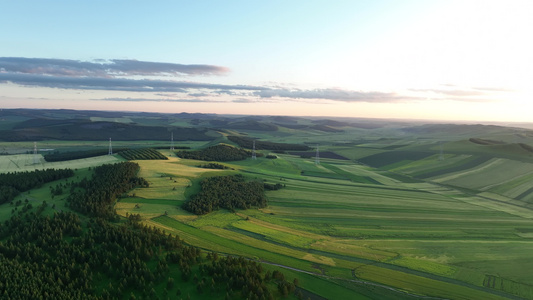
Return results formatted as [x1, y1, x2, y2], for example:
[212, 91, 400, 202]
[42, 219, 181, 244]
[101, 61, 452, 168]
[1, 1, 532, 122]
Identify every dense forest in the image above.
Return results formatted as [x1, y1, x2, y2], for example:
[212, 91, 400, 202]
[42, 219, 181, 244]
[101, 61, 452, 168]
[66, 162, 149, 220]
[198, 162, 231, 170]
[118, 148, 168, 160]
[182, 175, 267, 215]
[176, 144, 261, 161]
[0, 211, 270, 299]
[0, 168, 74, 204]
[227, 136, 310, 151]
[0, 163, 294, 300]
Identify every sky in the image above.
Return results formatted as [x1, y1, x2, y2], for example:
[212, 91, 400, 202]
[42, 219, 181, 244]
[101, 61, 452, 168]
[1, 0, 532, 122]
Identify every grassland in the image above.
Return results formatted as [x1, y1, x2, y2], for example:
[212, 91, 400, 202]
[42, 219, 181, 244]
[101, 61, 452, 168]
[2, 144, 532, 299]
[0, 153, 123, 172]
[0, 167, 93, 222]
[106, 148, 533, 300]
[2, 111, 533, 299]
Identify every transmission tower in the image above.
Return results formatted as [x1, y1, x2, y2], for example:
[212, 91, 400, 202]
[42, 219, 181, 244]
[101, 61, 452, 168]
[108, 138, 113, 155]
[439, 141, 444, 161]
[252, 140, 257, 160]
[315, 144, 320, 165]
[170, 132, 175, 150]
[33, 142, 39, 164]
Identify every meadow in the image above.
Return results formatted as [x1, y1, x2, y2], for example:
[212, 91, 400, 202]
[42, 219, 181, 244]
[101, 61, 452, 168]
[110, 147, 533, 300]
[1, 110, 533, 299]
[0, 153, 122, 172]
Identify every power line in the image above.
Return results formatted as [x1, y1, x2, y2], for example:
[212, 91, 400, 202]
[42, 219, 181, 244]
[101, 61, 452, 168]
[170, 132, 175, 151]
[439, 141, 443, 161]
[315, 144, 320, 165]
[33, 142, 39, 165]
[252, 140, 257, 160]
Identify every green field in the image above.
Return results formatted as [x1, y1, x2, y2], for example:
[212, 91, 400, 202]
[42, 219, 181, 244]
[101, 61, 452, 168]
[2, 111, 533, 299]
[2, 143, 532, 299]
[0, 153, 123, 172]
[109, 151, 533, 299]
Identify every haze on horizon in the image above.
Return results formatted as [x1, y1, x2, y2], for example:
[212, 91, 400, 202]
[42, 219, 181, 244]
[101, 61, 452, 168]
[0, 0, 532, 123]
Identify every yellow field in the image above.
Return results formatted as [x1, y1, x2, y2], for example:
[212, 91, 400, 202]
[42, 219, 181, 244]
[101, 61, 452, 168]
[115, 156, 229, 220]
[136, 155, 223, 178]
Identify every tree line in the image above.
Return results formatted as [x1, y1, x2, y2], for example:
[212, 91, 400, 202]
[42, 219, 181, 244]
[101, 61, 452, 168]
[200, 254, 299, 300]
[118, 148, 168, 160]
[66, 162, 149, 220]
[176, 144, 261, 162]
[0, 168, 74, 204]
[182, 174, 267, 215]
[0, 210, 199, 299]
[0, 162, 297, 299]
[198, 162, 231, 170]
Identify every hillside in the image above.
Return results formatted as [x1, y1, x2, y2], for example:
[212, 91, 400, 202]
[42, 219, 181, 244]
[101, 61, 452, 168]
[0, 118, 215, 141]
[1, 108, 533, 299]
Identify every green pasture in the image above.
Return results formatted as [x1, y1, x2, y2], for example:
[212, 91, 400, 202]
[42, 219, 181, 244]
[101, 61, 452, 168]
[390, 154, 472, 175]
[0, 168, 93, 222]
[319, 163, 381, 184]
[266, 266, 374, 300]
[231, 220, 316, 249]
[149, 215, 318, 273]
[333, 164, 402, 185]
[357, 150, 435, 169]
[187, 210, 243, 228]
[228, 155, 302, 176]
[488, 172, 533, 200]
[433, 158, 533, 191]
[334, 146, 386, 160]
[0, 154, 122, 173]
[128, 154, 533, 299]
[129, 157, 514, 298]
[442, 140, 533, 162]
[355, 143, 405, 149]
[0, 140, 115, 154]
[3, 134, 533, 299]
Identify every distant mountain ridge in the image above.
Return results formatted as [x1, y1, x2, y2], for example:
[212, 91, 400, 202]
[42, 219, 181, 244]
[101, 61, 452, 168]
[1, 109, 532, 141]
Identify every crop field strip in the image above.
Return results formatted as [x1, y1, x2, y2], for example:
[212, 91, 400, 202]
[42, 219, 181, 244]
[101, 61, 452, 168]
[227, 222, 523, 300]
[4, 133, 533, 299]
[385, 150, 533, 202]
[152, 213, 517, 300]
[333, 164, 406, 185]
[268, 186, 530, 225]
[271, 187, 528, 294]
[150, 215, 317, 272]
[488, 172, 533, 199]
[114, 149, 530, 298]
[259, 160, 533, 290]
[433, 158, 533, 189]
[390, 154, 473, 176]
[402, 155, 492, 179]
[358, 150, 436, 168]
[130, 171, 524, 298]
